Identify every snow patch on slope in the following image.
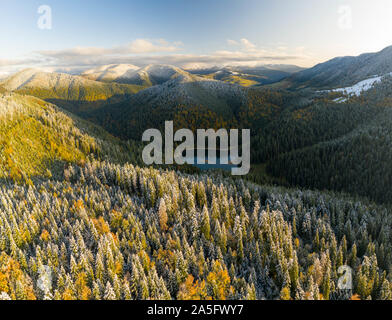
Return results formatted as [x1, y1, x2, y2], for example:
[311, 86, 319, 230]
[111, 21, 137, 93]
[330, 72, 392, 98]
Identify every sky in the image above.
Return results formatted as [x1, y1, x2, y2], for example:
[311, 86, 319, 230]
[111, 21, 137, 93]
[0, 0, 392, 75]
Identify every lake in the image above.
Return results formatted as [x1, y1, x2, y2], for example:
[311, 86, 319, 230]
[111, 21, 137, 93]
[184, 152, 238, 171]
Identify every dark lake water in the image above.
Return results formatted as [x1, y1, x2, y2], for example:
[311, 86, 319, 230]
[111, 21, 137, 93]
[185, 154, 237, 172]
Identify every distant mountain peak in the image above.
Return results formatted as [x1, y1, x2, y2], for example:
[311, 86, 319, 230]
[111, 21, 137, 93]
[286, 45, 392, 89]
[112, 64, 196, 86]
[81, 64, 139, 81]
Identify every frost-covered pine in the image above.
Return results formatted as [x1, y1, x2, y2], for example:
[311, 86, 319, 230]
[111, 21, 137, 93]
[103, 282, 116, 300]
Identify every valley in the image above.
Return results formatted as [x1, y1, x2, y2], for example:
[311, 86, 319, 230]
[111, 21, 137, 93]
[1, 45, 392, 301]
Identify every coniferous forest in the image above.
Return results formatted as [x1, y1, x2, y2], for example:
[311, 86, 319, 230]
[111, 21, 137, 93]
[2, 159, 392, 300]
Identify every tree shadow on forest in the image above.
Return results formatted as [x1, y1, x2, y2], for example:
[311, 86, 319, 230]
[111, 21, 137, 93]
[46, 94, 133, 116]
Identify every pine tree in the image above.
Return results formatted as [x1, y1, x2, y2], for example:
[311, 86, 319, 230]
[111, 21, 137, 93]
[200, 206, 211, 240]
[92, 281, 101, 300]
[103, 282, 116, 300]
[379, 279, 392, 300]
[158, 198, 168, 231]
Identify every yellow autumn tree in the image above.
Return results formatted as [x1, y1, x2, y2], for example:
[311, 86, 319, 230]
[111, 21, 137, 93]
[280, 287, 291, 300]
[177, 275, 209, 300]
[75, 272, 91, 300]
[0, 252, 36, 300]
[206, 261, 233, 300]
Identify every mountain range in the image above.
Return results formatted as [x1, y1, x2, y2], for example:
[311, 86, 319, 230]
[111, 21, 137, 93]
[81, 64, 191, 87]
[78, 63, 304, 87]
[187, 65, 305, 87]
[2, 45, 392, 204]
[2, 45, 392, 301]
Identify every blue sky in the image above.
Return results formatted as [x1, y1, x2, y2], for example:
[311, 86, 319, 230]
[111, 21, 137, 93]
[1, 0, 391, 74]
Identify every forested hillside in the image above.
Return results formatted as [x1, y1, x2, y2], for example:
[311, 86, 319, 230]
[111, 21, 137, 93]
[1, 160, 392, 300]
[265, 77, 392, 204]
[84, 75, 248, 140]
[0, 91, 142, 183]
[1, 69, 145, 114]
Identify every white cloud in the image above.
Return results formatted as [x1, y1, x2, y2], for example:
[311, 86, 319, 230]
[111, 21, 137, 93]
[38, 39, 181, 58]
[125, 39, 180, 53]
[0, 57, 49, 76]
[0, 38, 316, 76]
[227, 39, 239, 46]
[240, 38, 256, 51]
[0, 58, 42, 67]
